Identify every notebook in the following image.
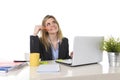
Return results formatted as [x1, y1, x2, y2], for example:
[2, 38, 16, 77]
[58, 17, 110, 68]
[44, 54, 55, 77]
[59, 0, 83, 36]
[0, 62, 27, 73]
[56, 36, 104, 66]
[37, 64, 60, 73]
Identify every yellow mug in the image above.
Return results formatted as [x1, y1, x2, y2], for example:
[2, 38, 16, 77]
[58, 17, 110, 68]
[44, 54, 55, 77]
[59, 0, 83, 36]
[30, 53, 40, 66]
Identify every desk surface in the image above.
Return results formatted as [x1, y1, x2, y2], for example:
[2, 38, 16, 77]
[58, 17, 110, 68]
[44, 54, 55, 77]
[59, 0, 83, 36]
[0, 60, 120, 80]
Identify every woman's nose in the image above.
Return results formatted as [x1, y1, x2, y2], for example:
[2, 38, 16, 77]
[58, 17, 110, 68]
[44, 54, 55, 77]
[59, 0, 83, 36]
[50, 23, 55, 28]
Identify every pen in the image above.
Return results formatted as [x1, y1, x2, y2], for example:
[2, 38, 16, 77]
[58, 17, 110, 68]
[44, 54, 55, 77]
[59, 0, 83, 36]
[14, 60, 29, 62]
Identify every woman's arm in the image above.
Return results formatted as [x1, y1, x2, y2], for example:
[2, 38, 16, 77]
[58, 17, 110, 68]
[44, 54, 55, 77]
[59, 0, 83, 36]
[30, 36, 40, 53]
[59, 37, 71, 59]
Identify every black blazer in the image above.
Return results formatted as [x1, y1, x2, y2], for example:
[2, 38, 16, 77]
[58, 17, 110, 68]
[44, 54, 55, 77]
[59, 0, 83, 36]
[30, 36, 71, 60]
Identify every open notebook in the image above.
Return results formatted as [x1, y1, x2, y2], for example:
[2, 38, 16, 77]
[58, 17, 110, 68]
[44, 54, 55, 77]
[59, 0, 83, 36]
[56, 36, 104, 66]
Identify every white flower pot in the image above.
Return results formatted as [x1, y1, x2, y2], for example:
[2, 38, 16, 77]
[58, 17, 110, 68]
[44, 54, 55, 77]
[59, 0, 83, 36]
[108, 52, 120, 67]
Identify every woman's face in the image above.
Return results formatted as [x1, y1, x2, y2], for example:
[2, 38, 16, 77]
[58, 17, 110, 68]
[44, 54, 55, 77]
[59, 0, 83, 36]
[45, 18, 58, 34]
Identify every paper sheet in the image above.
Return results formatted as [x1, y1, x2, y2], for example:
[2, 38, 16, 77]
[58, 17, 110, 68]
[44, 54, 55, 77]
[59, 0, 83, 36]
[37, 64, 60, 73]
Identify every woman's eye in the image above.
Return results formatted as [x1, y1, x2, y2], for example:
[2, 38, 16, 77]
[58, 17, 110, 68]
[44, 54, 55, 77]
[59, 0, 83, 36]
[53, 21, 56, 23]
[47, 23, 50, 26]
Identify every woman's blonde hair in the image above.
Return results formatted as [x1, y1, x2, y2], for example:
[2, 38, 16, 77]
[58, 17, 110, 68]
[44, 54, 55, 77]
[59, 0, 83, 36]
[40, 15, 63, 51]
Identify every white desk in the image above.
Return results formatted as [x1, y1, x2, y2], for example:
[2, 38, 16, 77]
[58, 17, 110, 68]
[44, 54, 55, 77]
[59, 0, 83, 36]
[0, 61, 120, 80]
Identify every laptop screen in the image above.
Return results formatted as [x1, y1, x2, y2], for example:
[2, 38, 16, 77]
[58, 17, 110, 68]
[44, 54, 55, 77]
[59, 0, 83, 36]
[72, 36, 104, 66]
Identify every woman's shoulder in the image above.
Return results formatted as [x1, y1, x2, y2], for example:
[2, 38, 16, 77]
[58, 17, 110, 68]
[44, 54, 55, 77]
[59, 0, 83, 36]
[39, 37, 43, 43]
[62, 37, 68, 39]
[62, 37, 68, 41]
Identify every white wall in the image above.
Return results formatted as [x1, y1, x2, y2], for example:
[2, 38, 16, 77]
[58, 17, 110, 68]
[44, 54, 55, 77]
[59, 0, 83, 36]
[0, 0, 120, 61]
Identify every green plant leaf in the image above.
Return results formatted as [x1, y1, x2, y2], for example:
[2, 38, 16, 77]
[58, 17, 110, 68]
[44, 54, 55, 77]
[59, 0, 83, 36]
[102, 37, 120, 53]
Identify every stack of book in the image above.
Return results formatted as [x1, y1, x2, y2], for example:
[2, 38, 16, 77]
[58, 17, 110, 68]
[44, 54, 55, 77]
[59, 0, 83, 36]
[0, 62, 26, 73]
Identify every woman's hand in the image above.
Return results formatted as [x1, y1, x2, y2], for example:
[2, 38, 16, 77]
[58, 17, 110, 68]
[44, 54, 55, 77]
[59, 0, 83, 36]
[33, 25, 42, 36]
[70, 51, 73, 58]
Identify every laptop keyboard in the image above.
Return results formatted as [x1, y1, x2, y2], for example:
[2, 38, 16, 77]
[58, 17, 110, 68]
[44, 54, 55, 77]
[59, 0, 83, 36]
[56, 59, 72, 64]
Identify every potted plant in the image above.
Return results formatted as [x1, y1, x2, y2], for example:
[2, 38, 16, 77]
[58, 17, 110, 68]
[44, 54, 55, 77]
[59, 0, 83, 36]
[102, 37, 120, 66]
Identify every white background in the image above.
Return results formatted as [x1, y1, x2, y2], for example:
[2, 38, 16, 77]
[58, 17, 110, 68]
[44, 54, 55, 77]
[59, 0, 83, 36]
[0, 0, 120, 61]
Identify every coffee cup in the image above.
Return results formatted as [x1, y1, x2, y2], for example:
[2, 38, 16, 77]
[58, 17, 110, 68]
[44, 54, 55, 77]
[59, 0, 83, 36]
[30, 53, 40, 66]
